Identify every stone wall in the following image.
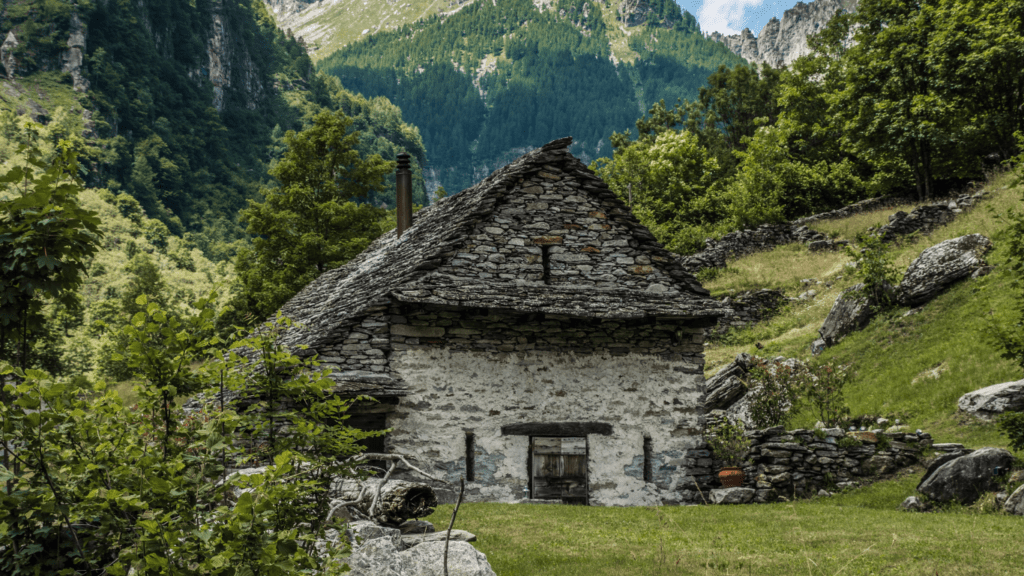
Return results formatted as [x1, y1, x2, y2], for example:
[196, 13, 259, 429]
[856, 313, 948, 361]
[696, 425, 933, 503]
[708, 289, 787, 337]
[386, 347, 706, 507]
[430, 167, 681, 292]
[680, 191, 985, 276]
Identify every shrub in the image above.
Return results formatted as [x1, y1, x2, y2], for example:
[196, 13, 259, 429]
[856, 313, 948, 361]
[0, 294, 372, 574]
[837, 436, 862, 449]
[746, 359, 805, 429]
[844, 232, 901, 308]
[706, 419, 752, 468]
[804, 362, 852, 427]
[997, 412, 1024, 453]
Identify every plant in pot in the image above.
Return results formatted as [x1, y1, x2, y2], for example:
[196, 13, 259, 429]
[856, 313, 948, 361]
[707, 419, 752, 488]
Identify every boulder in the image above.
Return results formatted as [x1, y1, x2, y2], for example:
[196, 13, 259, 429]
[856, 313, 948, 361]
[346, 537, 410, 576]
[1005, 485, 1024, 516]
[957, 379, 1024, 420]
[399, 541, 497, 576]
[897, 234, 992, 306]
[401, 529, 477, 549]
[399, 520, 436, 535]
[917, 447, 1015, 504]
[704, 353, 754, 411]
[347, 520, 404, 551]
[709, 487, 755, 505]
[899, 496, 925, 511]
[818, 284, 874, 347]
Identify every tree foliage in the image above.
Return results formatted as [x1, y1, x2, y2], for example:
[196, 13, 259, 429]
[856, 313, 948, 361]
[0, 138, 102, 369]
[234, 111, 393, 321]
[0, 295, 373, 574]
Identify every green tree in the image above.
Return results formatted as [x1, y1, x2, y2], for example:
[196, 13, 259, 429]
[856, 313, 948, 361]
[592, 129, 721, 254]
[833, 0, 961, 201]
[234, 110, 393, 320]
[0, 140, 103, 370]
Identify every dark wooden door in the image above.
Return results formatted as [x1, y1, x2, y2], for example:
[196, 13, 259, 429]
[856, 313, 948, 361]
[531, 436, 588, 505]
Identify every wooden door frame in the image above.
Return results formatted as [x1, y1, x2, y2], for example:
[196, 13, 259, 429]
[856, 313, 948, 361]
[528, 435, 590, 505]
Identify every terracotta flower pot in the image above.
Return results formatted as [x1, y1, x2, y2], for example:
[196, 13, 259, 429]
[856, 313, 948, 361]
[718, 467, 744, 488]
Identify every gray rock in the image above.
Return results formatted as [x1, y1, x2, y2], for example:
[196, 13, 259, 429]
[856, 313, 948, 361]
[399, 520, 436, 535]
[897, 234, 992, 306]
[817, 489, 831, 497]
[347, 520, 404, 551]
[346, 537, 410, 576]
[709, 487, 755, 504]
[900, 496, 925, 511]
[704, 353, 754, 411]
[1005, 485, 1024, 516]
[399, 541, 497, 576]
[957, 379, 1024, 420]
[818, 284, 874, 347]
[707, 0, 849, 68]
[401, 529, 477, 549]
[917, 447, 1015, 504]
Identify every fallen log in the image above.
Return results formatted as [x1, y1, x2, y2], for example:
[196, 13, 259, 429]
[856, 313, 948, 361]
[333, 478, 438, 525]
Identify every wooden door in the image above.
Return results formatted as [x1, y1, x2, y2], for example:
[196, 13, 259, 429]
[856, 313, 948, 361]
[531, 436, 588, 504]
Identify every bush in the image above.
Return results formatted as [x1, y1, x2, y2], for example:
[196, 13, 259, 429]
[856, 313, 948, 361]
[844, 233, 901, 308]
[746, 359, 805, 429]
[997, 412, 1024, 453]
[804, 362, 852, 427]
[0, 294, 373, 574]
[706, 419, 752, 468]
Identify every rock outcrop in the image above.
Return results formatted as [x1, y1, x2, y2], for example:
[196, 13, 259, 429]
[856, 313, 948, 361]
[896, 234, 992, 306]
[817, 283, 875, 348]
[916, 447, 1015, 505]
[61, 12, 89, 92]
[704, 353, 754, 411]
[957, 379, 1024, 420]
[2, 31, 18, 79]
[708, 0, 858, 68]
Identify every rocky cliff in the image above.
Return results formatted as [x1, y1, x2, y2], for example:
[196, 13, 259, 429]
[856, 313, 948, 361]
[708, 0, 856, 68]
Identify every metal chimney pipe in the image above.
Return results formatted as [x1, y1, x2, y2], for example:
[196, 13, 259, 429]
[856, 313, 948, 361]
[396, 153, 412, 237]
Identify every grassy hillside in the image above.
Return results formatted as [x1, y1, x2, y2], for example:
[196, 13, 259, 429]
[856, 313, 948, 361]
[703, 171, 1023, 449]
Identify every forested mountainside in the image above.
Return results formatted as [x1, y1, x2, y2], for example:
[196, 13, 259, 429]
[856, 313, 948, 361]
[317, 0, 745, 193]
[0, 0, 428, 257]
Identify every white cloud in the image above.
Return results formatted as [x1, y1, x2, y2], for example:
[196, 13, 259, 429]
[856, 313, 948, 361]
[697, 0, 766, 35]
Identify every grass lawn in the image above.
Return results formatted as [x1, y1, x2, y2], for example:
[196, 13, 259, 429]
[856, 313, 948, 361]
[425, 472, 1024, 575]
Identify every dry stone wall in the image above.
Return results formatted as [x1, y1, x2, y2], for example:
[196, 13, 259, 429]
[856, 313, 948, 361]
[697, 426, 933, 503]
[680, 191, 986, 276]
[708, 289, 787, 337]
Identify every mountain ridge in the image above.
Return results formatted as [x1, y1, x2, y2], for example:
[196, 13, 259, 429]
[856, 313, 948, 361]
[707, 0, 857, 68]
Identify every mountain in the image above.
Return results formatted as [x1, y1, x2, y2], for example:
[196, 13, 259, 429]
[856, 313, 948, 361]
[314, 0, 745, 193]
[708, 0, 858, 68]
[0, 0, 428, 255]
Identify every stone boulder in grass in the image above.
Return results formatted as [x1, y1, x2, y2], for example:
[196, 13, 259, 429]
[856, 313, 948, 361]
[916, 447, 1015, 505]
[816, 281, 894, 348]
[957, 379, 1024, 420]
[897, 234, 992, 307]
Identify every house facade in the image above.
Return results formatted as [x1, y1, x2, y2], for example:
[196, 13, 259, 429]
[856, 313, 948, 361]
[277, 137, 727, 506]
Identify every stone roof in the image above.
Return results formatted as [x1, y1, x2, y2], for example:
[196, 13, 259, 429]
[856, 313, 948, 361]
[272, 138, 728, 397]
[278, 137, 724, 348]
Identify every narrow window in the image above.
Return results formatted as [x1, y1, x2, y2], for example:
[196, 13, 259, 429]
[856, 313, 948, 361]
[541, 245, 551, 285]
[643, 435, 653, 483]
[465, 432, 476, 482]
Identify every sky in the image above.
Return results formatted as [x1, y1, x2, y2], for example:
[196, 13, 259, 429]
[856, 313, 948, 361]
[674, 0, 806, 36]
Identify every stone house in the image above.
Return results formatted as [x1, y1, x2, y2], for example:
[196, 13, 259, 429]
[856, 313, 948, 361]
[276, 137, 727, 506]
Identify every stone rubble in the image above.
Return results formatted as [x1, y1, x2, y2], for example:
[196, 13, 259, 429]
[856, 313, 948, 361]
[709, 289, 787, 337]
[343, 520, 495, 576]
